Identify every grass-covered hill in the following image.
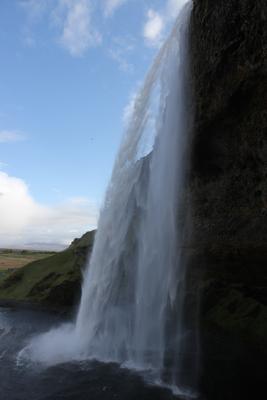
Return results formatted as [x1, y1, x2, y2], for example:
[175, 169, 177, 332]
[0, 231, 95, 309]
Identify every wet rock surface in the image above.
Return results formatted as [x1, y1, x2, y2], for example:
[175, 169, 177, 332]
[189, 0, 267, 398]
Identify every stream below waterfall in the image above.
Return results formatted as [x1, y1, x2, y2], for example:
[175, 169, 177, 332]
[0, 306, 264, 400]
[0, 307, 192, 400]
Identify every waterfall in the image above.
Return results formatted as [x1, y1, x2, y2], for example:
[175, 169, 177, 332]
[76, 0, 192, 383]
[19, 1, 194, 394]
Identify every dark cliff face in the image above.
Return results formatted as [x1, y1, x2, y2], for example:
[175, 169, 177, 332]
[191, 0, 267, 246]
[189, 1, 267, 398]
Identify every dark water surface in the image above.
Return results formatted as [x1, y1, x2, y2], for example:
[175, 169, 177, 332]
[0, 307, 184, 400]
[1, 307, 265, 400]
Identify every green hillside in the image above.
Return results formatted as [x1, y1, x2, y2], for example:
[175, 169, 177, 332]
[0, 231, 95, 308]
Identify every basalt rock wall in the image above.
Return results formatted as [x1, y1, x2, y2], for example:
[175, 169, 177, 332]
[189, 1, 267, 398]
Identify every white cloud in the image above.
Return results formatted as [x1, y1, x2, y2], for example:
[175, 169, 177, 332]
[143, 9, 164, 47]
[19, 0, 188, 56]
[0, 172, 41, 234]
[0, 131, 25, 143]
[103, 0, 127, 17]
[54, 0, 101, 57]
[0, 172, 98, 250]
[20, 0, 102, 57]
[19, 0, 136, 62]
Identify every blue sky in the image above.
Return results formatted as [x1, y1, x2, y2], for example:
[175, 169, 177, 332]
[0, 0, 184, 249]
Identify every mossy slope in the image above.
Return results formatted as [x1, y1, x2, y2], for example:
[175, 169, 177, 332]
[0, 231, 95, 308]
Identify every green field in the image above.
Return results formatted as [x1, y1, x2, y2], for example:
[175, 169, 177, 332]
[0, 249, 56, 271]
[0, 231, 95, 307]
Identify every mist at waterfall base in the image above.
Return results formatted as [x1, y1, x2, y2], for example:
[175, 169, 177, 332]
[0, 308, 186, 400]
[17, 2, 195, 397]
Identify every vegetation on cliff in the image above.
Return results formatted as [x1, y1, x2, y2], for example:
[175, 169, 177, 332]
[0, 231, 95, 308]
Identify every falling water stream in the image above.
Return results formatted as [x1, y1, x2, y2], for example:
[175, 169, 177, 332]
[19, 2, 194, 396]
[76, 0, 192, 381]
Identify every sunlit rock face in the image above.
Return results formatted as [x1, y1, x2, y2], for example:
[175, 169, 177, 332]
[189, 0, 267, 398]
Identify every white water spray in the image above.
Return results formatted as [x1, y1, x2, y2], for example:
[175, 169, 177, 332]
[76, 0, 192, 367]
[19, 1, 193, 392]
